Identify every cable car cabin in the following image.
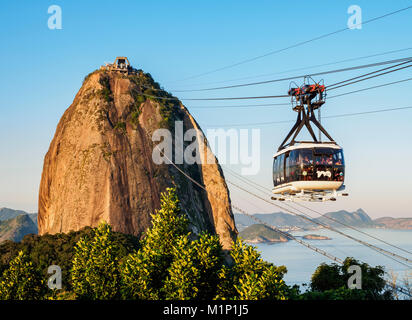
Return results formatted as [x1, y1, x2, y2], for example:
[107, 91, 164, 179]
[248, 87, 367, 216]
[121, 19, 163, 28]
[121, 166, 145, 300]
[272, 143, 345, 201]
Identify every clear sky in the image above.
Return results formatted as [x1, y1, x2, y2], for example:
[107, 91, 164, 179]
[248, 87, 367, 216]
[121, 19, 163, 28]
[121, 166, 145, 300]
[0, 1, 411, 218]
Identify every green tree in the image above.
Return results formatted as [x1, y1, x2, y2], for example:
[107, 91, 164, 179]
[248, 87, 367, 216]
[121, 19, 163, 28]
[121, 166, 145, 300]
[306, 257, 392, 300]
[0, 251, 45, 300]
[310, 262, 344, 291]
[216, 239, 289, 300]
[121, 187, 188, 299]
[163, 232, 223, 300]
[71, 222, 121, 300]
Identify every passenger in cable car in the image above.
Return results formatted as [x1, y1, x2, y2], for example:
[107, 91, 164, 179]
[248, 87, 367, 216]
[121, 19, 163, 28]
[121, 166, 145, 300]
[326, 155, 333, 165]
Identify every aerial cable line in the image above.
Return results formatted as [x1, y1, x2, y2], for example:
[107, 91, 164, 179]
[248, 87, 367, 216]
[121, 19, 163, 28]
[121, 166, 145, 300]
[327, 60, 412, 88]
[294, 202, 412, 257]
[228, 178, 412, 269]
[234, 203, 412, 298]
[225, 170, 412, 265]
[169, 57, 412, 92]
[327, 77, 412, 99]
[169, 47, 412, 88]
[282, 203, 412, 268]
[140, 60, 411, 102]
[224, 166, 412, 257]
[172, 6, 412, 82]
[188, 71, 412, 109]
[226, 170, 412, 296]
[189, 102, 291, 109]
[142, 92, 289, 101]
[326, 63, 412, 91]
[233, 204, 344, 264]
[225, 177, 412, 266]
[204, 105, 412, 127]
[226, 179, 412, 267]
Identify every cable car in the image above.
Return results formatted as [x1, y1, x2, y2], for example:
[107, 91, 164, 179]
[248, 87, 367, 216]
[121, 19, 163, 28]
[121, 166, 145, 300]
[272, 79, 348, 202]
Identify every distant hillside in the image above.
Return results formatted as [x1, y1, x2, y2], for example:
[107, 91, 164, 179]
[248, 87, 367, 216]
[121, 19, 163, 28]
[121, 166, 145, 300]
[235, 208, 377, 230]
[0, 214, 38, 243]
[315, 209, 377, 228]
[239, 224, 289, 243]
[374, 217, 412, 230]
[235, 212, 313, 231]
[0, 207, 37, 225]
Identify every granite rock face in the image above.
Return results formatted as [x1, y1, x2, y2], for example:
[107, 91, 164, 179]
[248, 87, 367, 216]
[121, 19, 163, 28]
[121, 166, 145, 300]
[38, 69, 237, 248]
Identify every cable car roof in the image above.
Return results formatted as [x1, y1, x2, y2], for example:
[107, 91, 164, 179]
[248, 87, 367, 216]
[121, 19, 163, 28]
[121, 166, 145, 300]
[273, 142, 342, 158]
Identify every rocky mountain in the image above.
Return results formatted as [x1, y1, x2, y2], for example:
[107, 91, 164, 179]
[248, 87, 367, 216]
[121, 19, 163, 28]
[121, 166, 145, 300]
[38, 66, 237, 249]
[235, 208, 377, 230]
[374, 217, 412, 230]
[0, 214, 38, 242]
[239, 224, 289, 243]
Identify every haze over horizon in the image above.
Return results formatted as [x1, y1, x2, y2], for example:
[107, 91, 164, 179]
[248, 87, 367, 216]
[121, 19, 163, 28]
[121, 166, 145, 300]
[1, 1, 411, 218]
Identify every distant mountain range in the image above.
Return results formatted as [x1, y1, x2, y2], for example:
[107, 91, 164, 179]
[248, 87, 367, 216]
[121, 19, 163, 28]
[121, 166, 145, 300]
[374, 217, 412, 230]
[0, 208, 38, 243]
[316, 209, 374, 228]
[235, 209, 411, 231]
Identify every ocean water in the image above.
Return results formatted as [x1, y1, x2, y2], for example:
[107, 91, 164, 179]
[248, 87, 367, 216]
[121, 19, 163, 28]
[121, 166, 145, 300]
[254, 228, 412, 288]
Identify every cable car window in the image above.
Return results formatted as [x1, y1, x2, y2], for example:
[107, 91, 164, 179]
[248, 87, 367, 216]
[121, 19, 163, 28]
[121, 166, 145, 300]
[279, 153, 285, 183]
[298, 149, 313, 166]
[333, 150, 344, 166]
[273, 157, 279, 185]
[286, 150, 299, 182]
[314, 148, 334, 155]
[315, 154, 334, 166]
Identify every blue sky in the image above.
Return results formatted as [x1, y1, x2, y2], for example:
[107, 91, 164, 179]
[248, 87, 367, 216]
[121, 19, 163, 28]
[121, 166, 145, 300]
[0, 1, 411, 217]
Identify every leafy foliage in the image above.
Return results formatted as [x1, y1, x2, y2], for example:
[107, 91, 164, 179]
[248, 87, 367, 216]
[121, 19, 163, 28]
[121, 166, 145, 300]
[98, 74, 113, 102]
[71, 222, 121, 300]
[164, 233, 223, 300]
[120, 187, 188, 299]
[0, 251, 45, 300]
[216, 239, 288, 300]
